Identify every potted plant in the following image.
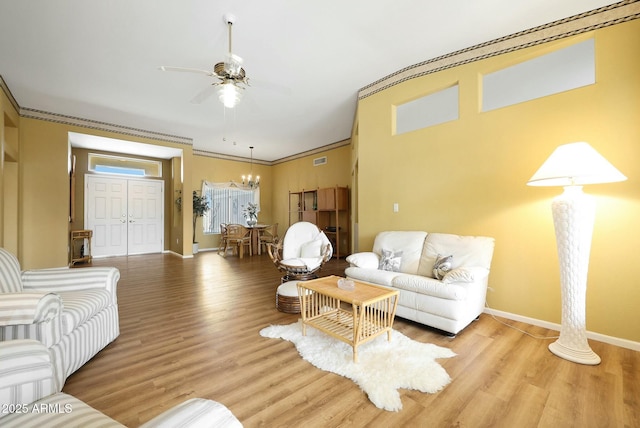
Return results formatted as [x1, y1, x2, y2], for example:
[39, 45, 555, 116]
[243, 202, 259, 226]
[176, 190, 210, 254]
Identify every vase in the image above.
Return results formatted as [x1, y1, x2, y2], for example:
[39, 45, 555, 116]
[247, 218, 257, 227]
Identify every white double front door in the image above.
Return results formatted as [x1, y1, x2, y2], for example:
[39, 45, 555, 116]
[86, 175, 164, 257]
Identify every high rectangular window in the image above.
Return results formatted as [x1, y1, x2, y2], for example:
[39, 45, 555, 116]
[482, 38, 595, 111]
[395, 84, 459, 135]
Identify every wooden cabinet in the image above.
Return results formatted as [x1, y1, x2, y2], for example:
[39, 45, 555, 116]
[289, 189, 318, 225]
[289, 186, 350, 259]
[317, 186, 349, 259]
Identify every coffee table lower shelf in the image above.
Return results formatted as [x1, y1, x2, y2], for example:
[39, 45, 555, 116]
[297, 276, 398, 362]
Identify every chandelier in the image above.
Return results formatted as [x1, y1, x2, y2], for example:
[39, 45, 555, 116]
[242, 146, 260, 188]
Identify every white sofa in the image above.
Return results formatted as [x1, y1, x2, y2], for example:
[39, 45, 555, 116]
[345, 231, 495, 336]
[0, 340, 242, 427]
[0, 248, 120, 389]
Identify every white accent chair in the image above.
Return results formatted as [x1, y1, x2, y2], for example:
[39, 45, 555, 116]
[0, 340, 243, 427]
[268, 222, 333, 282]
[0, 248, 120, 389]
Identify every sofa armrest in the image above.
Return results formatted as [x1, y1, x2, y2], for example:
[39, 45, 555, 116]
[21, 267, 120, 296]
[0, 292, 62, 326]
[345, 252, 380, 269]
[140, 398, 242, 428]
[0, 340, 58, 419]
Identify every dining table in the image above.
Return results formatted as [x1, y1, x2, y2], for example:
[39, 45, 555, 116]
[245, 224, 270, 255]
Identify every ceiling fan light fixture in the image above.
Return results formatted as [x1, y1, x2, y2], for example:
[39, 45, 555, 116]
[218, 82, 243, 108]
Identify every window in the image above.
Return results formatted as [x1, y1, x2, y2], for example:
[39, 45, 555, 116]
[202, 183, 257, 234]
[482, 38, 595, 111]
[395, 84, 459, 135]
[88, 153, 162, 177]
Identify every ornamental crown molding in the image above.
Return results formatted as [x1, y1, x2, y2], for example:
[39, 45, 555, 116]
[358, 0, 640, 99]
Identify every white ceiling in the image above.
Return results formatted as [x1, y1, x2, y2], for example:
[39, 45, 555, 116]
[0, 0, 619, 162]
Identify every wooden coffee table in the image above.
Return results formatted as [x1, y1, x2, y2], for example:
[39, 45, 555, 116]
[297, 275, 399, 362]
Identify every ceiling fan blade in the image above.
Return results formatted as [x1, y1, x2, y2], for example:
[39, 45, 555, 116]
[190, 84, 218, 104]
[159, 66, 216, 77]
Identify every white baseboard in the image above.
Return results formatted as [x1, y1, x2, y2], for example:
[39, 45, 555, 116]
[483, 307, 640, 352]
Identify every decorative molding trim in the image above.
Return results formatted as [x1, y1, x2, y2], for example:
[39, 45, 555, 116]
[358, 0, 640, 99]
[271, 139, 351, 165]
[193, 148, 271, 165]
[0, 75, 20, 113]
[195, 138, 351, 165]
[19, 108, 193, 146]
[484, 307, 640, 352]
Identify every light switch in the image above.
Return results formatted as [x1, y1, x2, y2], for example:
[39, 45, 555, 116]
[393, 203, 399, 212]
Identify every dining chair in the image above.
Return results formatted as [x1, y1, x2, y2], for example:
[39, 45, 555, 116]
[258, 223, 278, 255]
[217, 223, 229, 256]
[223, 224, 252, 258]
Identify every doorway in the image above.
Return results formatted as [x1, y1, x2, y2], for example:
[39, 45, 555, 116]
[85, 175, 164, 257]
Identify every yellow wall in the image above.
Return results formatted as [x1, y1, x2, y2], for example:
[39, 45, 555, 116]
[271, 144, 352, 238]
[16, 117, 193, 269]
[356, 21, 640, 342]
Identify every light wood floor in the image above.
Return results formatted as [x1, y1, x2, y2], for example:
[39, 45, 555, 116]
[63, 252, 639, 428]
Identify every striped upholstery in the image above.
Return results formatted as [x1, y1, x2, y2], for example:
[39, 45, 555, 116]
[0, 392, 126, 427]
[57, 289, 113, 335]
[140, 398, 243, 428]
[0, 292, 62, 326]
[55, 305, 120, 378]
[1, 250, 120, 390]
[0, 248, 23, 293]
[22, 266, 120, 296]
[0, 341, 242, 427]
[0, 340, 57, 420]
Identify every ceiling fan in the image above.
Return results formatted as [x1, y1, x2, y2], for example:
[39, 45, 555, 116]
[160, 13, 248, 108]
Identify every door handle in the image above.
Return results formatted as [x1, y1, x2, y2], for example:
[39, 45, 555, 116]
[129, 220, 135, 223]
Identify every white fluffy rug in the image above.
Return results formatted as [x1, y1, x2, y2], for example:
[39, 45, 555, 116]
[259, 320, 456, 411]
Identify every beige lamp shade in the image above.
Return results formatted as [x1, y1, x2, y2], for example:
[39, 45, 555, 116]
[527, 142, 627, 187]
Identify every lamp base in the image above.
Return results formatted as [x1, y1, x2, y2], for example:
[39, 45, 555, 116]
[549, 340, 601, 365]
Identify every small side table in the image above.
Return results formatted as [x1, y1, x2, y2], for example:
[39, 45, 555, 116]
[70, 229, 92, 266]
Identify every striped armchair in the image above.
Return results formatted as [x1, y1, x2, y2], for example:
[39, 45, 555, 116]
[0, 340, 243, 427]
[0, 248, 120, 390]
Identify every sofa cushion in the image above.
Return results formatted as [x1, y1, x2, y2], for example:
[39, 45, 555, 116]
[418, 233, 495, 278]
[392, 274, 468, 300]
[345, 267, 401, 287]
[346, 252, 379, 269]
[300, 239, 323, 257]
[372, 231, 427, 274]
[281, 257, 323, 271]
[57, 289, 113, 335]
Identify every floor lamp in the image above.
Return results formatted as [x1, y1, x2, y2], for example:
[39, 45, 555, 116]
[527, 142, 626, 365]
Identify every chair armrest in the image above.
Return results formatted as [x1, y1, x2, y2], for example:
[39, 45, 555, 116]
[21, 267, 120, 295]
[0, 340, 58, 418]
[267, 241, 283, 265]
[0, 292, 62, 326]
[139, 398, 242, 428]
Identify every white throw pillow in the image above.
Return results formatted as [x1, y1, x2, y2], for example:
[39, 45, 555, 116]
[300, 239, 323, 258]
[345, 252, 380, 269]
[442, 267, 489, 284]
